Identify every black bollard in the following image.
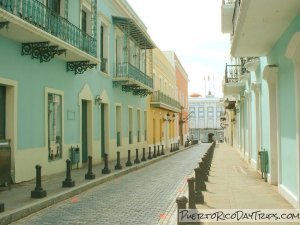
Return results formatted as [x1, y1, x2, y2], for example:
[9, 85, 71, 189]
[126, 150, 133, 167]
[176, 196, 188, 225]
[134, 149, 140, 164]
[31, 165, 47, 198]
[115, 151, 123, 170]
[199, 161, 208, 182]
[187, 177, 196, 209]
[157, 145, 161, 156]
[147, 146, 152, 160]
[194, 169, 204, 204]
[161, 145, 165, 155]
[153, 146, 157, 158]
[194, 167, 206, 191]
[102, 153, 111, 174]
[63, 159, 75, 187]
[0, 203, 3, 213]
[170, 143, 173, 152]
[85, 156, 96, 179]
[141, 148, 147, 161]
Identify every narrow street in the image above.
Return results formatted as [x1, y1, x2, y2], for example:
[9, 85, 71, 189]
[10, 144, 209, 225]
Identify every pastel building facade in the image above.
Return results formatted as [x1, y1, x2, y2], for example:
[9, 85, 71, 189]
[147, 49, 181, 149]
[0, 0, 154, 183]
[222, 0, 300, 208]
[164, 51, 190, 145]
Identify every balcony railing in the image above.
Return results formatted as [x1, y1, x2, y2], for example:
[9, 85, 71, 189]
[0, 0, 96, 57]
[151, 91, 181, 111]
[225, 64, 241, 83]
[114, 62, 153, 89]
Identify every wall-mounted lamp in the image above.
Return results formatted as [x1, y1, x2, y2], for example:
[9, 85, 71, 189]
[95, 95, 102, 105]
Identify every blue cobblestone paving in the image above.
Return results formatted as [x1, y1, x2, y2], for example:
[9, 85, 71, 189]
[11, 144, 209, 225]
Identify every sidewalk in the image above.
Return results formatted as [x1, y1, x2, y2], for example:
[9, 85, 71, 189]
[0, 145, 191, 225]
[199, 144, 294, 225]
[160, 144, 295, 225]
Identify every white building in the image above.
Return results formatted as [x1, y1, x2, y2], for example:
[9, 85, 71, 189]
[188, 92, 224, 142]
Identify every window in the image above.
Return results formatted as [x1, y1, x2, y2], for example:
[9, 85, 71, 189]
[48, 93, 62, 161]
[47, 0, 61, 14]
[207, 107, 214, 118]
[100, 24, 109, 73]
[137, 109, 141, 142]
[82, 10, 87, 33]
[129, 108, 133, 144]
[198, 107, 204, 118]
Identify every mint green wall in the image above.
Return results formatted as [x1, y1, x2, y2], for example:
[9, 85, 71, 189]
[0, 33, 147, 150]
[0, 0, 150, 184]
[258, 57, 271, 155]
[266, 14, 300, 195]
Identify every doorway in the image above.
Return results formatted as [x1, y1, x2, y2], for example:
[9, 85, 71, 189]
[100, 103, 105, 157]
[81, 100, 88, 163]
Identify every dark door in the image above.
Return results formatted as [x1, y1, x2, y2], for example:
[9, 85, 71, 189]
[0, 86, 6, 140]
[82, 100, 88, 162]
[100, 104, 105, 157]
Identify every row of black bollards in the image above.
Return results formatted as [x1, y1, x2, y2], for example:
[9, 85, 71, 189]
[29, 142, 179, 201]
[176, 141, 216, 224]
[170, 143, 180, 152]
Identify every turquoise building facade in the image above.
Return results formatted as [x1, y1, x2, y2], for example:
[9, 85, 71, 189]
[222, 0, 300, 208]
[0, 0, 154, 182]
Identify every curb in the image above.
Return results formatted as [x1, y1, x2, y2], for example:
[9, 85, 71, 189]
[0, 145, 196, 225]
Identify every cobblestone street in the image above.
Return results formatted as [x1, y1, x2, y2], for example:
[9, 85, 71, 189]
[10, 144, 209, 225]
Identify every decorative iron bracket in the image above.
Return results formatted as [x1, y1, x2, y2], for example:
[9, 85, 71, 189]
[21, 42, 66, 63]
[122, 84, 138, 93]
[112, 80, 128, 88]
[0, 22, 9, 30]
[133, 89, 150, 97]
[67, 61, 97, 75]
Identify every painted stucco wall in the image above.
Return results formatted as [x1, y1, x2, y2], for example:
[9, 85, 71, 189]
[266, 13, 300, 196]
[0, 0, 150, 182]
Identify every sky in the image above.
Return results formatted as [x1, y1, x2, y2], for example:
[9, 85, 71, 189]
[126, 0, 230, 97]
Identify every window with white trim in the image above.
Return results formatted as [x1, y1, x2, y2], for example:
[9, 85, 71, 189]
[48, 93, 62, 161]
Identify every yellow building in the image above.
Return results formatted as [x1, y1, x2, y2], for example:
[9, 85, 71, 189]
[147, 49, 181, 149]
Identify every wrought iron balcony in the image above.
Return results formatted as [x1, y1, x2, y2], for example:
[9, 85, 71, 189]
[224, 57, 256, 83]
[113, 62, 153, 97]
[0, 0, 98, 65]
[224, 64, 242, 83]
[151, 91, 181, 113]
